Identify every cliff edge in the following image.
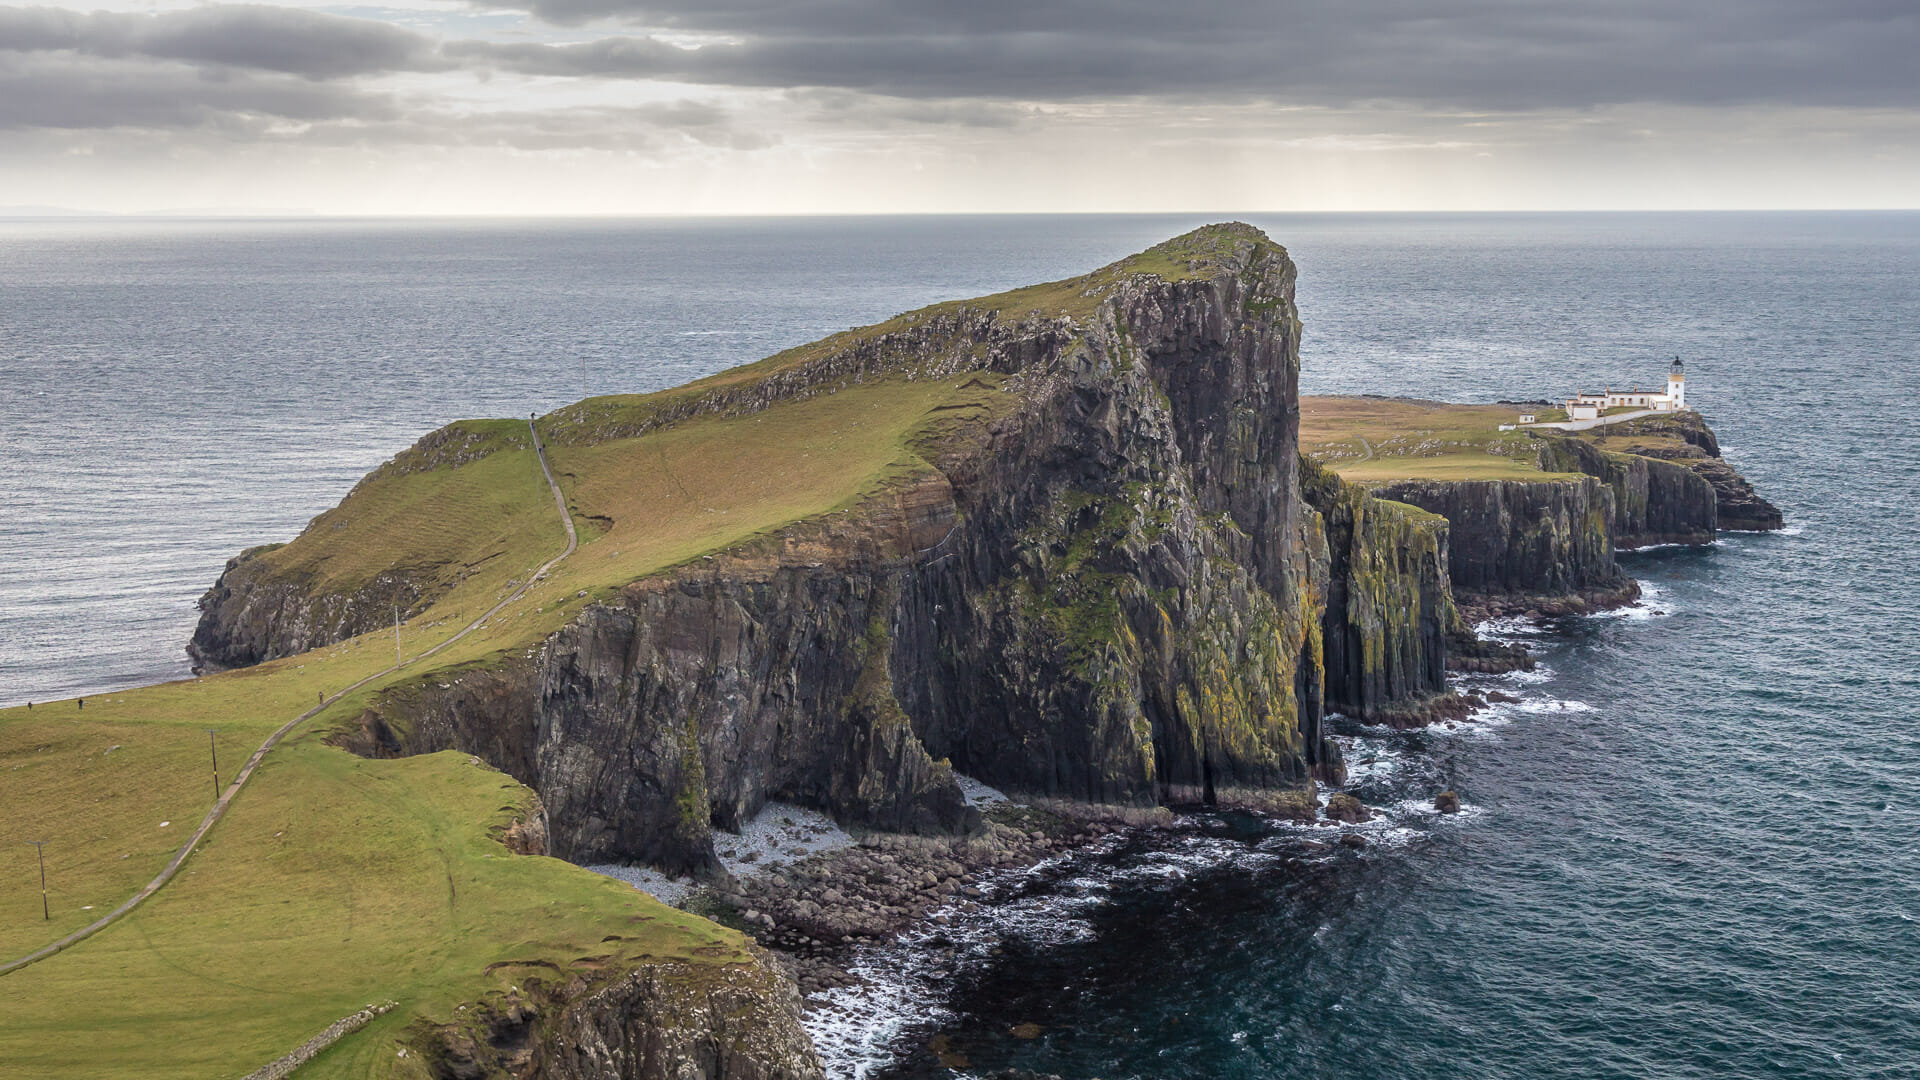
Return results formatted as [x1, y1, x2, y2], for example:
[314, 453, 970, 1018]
[194, 224, 1476, 879]
[1300, 396, 1781, 617]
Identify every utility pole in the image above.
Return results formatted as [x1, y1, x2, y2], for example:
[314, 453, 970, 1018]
[207, 729, 221, 799]
[581, 355, 588, 400]
[394, 605, 402, 666]
[29, 841, 48, 920]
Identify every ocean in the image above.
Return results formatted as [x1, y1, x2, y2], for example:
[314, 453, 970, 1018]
[4, 212, 1917, 1077]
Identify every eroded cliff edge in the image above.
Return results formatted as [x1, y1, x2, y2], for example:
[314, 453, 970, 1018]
[196, 224, 1479, 882]
[1309, 402, 1780, 619]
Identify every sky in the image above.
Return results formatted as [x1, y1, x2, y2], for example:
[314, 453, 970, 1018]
[1, 1, 1915, 214]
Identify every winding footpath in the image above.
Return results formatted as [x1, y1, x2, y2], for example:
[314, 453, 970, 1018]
[1, 419, 577, 979]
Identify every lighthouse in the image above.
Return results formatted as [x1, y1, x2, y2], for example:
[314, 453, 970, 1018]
[1667, 358, 1686, 411]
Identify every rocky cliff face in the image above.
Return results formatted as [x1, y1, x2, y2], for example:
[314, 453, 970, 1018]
[233, 225, 1471, 874]
[1535, 436, 1719, 549]
[1373, 419, 1764, 613]
[417, 955, 823, 1080]
[187, 545, 430, 672]
[1300, 456, 1455, 720]
[1371, 474, 1625, 601]
[1595, 412, 1784, 531]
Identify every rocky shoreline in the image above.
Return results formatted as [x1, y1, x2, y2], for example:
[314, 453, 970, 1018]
[671, 758, 1480, 1002]
[1456, 579, 1646, 626]
[680, 797, 1178, 998]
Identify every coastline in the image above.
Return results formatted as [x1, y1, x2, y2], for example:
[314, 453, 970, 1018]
[695, 587, 1651, 1077]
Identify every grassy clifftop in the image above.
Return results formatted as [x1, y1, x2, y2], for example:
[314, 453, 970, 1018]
[1300, 396, 1731, 489]
[1299, 396, 1581, 482]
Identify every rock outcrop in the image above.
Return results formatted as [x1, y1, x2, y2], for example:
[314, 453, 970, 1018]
[225, 225, 1477, 875]
[188, 544, 432, 672]
[416, 955, 823, 1080]
[1375, 414, 1773, 614]
[1300, 456, 1456, 720]
[189, 420, 538, 672]
[1535, 436, 1719, 549]
[1592, 412, 1783, 531]
[1371, 474, 1625, 600]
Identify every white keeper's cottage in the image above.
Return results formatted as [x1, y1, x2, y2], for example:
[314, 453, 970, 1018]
[1558, 359, 1688, 422]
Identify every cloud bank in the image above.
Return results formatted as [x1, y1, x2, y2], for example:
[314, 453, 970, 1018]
[0, 1, 1913, 211]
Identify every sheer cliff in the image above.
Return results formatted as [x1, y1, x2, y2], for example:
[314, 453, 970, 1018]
[1299, 395, 1779, 620]
[195, 224, 1470, 879]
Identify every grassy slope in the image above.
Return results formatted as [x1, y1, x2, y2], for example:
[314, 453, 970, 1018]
[0, 374, 1002, 1078]
[0, 225, 1259, 1076]
[0, 737, 745, 1080]
[245, 419, 559, 608]
[1300, 396, 1586, 483]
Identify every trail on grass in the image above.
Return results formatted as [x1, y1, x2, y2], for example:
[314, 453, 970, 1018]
[0, 419, 577, 978]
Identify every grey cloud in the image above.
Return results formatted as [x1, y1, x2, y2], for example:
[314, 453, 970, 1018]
[373, 103, 777, 150]
[452, 0, 1920, 110]
[0, 45, 765, 152]
[3, 0, 1911, 146]
[0, 53, 396, 130]
[7, 2, 1911, 114]
[0, 4, 440, 79]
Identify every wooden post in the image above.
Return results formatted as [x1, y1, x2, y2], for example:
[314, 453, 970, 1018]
[29, 841, 48, 920]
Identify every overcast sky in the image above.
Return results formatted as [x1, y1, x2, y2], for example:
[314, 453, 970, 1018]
[2, 1, 1915, 214]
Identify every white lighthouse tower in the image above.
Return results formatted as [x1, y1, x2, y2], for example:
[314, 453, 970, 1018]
[1667, 358, 1687, 411]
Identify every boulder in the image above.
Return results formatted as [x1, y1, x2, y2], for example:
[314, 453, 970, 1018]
[1324, 792, 1372, 824]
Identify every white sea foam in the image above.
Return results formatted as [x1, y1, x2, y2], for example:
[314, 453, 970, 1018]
[806, 675, 1590, 1076]
[1434, 708, 1516, 739]
[803, 847, 1111, 1077]
[1476, 615, 1549, 639]
[806, 950, 954, 1080]
[1589, 579, 1677, 622]
[1507, 696, 1595, 715]
[1495, 664, 1556, 685]
[805, 828, 1311, 1077]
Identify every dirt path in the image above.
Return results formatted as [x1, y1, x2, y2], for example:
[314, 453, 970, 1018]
[1, 419, 576, 979]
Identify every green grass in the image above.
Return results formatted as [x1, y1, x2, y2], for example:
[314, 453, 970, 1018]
[1300, 396, 1584, 483]
[241, 420, 562, 610]
[0, 738, 747, 1080]
[1571, 414, 1707, 457]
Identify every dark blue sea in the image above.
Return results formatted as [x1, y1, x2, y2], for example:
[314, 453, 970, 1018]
[3, 213, 1917, 1078]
